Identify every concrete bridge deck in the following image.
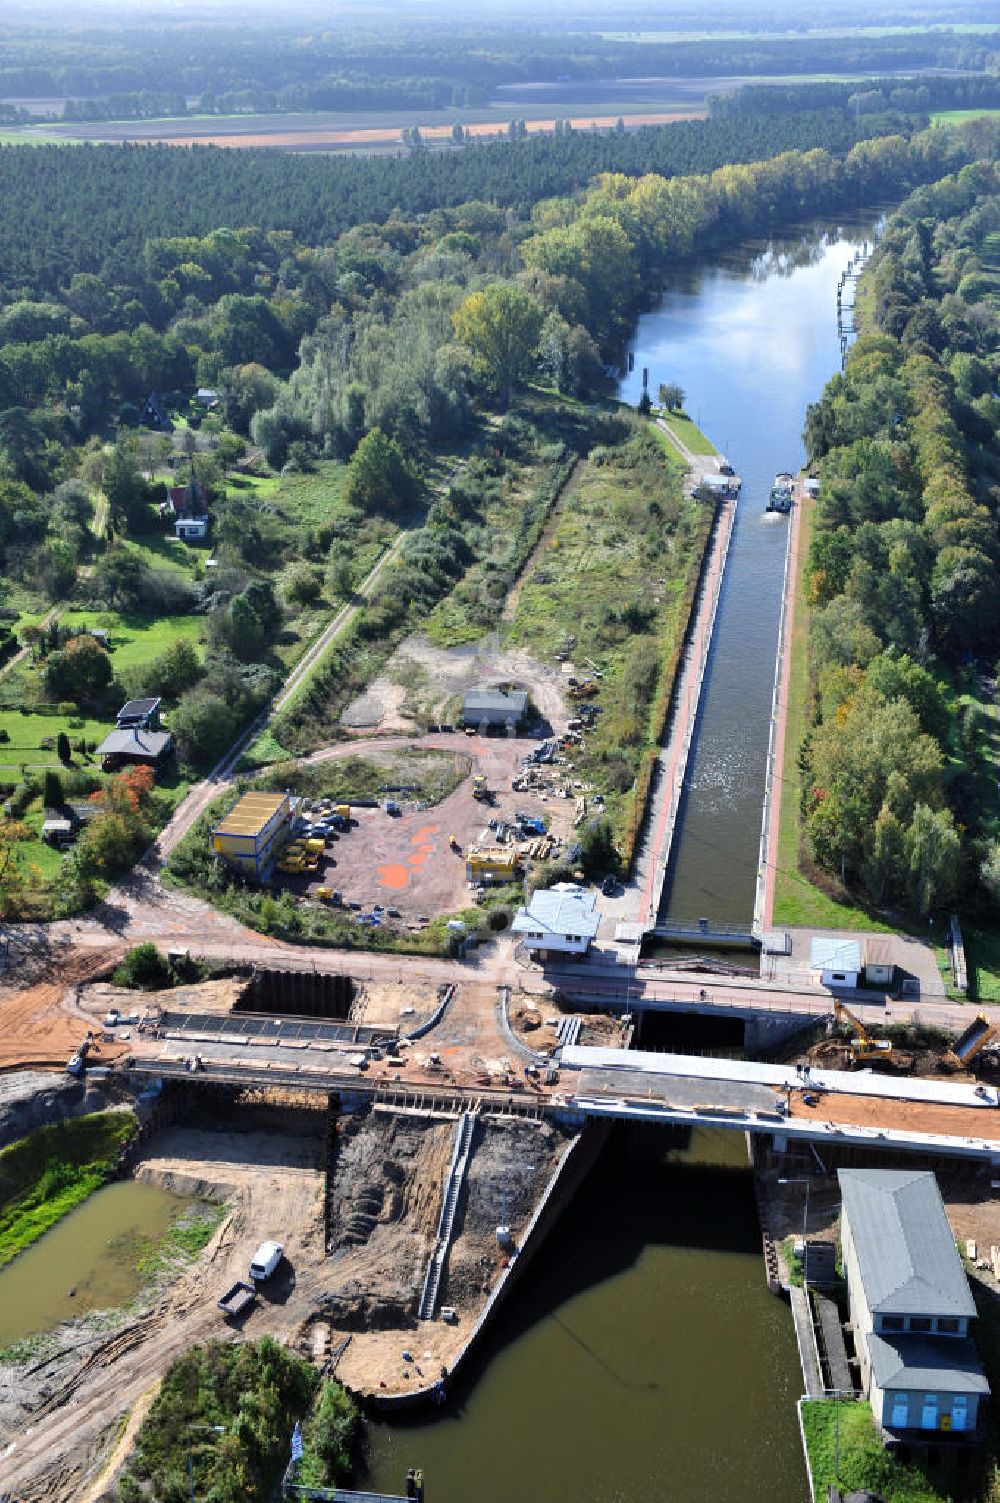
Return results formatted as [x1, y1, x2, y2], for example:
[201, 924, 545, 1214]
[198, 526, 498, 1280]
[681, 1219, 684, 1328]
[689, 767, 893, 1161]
[122, 1034, 1000, 1165]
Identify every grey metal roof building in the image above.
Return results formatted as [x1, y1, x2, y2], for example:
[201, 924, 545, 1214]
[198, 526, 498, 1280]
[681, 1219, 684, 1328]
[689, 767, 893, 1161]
[96, 727, 174, 765]
[868, 1333, 989, 1394]
[461, 687, 528, 727]
[512, 887, 601, 942]
[838, 1169, 977, 1318]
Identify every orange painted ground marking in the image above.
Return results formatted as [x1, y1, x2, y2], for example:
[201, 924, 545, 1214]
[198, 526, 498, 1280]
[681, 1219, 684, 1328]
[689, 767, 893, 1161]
[376, 863, 410, 889]
[413, 824, 439, 839]
[407, 851, 431, 869]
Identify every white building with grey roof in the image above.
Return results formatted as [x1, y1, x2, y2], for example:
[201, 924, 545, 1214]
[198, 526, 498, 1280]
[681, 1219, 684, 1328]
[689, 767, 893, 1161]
[839, 1168, 989, 1440]
[512, 886, 600, 959]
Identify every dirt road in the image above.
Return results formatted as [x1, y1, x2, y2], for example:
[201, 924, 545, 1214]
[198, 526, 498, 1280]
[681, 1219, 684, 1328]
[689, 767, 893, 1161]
[154, 529, 410, 862]
[0, 1120, 326, 1502]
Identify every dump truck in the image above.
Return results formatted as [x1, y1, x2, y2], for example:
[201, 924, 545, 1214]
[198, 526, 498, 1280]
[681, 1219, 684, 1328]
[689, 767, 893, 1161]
[833, 999, 893, 1064]
[949, 1014, 998, 1068]
[218, 1281, 257, 1319]
[472, 775, 490, 801]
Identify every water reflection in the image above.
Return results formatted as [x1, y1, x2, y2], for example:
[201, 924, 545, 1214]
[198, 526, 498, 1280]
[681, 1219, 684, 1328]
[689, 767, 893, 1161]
[364, 1128, 804, 1503]
[619, 212, 881, 923]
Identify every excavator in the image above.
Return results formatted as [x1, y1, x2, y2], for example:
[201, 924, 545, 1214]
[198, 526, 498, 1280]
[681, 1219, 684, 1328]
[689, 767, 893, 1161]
[833, 999, 893, 1065]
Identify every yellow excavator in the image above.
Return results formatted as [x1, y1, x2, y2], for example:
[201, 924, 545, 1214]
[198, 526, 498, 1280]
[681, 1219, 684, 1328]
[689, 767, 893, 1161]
[833, 999, 893, 1065]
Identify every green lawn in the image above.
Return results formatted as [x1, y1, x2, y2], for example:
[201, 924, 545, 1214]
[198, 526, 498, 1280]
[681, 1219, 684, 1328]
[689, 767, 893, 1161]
[659, 410, 717, 456]
[59, 610, 204, 672]
[931, 109, 1000, 126]
[128, 533, 204, 578]
[800, 1398, 967, 1503]
[0, 708, 108, 768]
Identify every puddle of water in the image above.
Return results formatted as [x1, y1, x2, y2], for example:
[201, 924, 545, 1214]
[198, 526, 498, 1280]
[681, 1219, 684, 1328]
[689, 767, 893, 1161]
[0, 1181, 188, 1347]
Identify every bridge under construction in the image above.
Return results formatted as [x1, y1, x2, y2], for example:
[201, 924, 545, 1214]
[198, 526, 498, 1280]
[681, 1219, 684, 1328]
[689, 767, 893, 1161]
[119, 1010, 1000, 1168]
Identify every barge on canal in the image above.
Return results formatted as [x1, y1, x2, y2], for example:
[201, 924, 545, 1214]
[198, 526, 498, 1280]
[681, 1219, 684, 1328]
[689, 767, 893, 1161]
[766, 473, 795, 513]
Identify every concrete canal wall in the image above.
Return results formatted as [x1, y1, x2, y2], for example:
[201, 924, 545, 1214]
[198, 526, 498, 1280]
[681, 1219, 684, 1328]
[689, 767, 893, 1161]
[362, 1119, 610, 1411]
[642, 487, 739, 928]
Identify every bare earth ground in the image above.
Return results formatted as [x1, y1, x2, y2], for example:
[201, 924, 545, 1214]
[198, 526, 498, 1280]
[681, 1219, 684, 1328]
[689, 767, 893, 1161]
[0, 1102, 568, 1501]
[0, 1115, 328, 1503]
[295, 729, 581, 918]
[343, 633, 570, 736]
[321, 1106, 565, 1395]
[765, 1162, 1000, 1262]
[0, 947, 128, 1073]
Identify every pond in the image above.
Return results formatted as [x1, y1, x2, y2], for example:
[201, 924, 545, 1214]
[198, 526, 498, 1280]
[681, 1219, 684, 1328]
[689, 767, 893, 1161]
[0, 1180, 188, 1348]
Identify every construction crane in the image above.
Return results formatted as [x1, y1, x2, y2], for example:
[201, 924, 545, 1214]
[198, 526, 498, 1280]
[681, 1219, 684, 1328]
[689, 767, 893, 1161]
[833, 999, 893, 1064]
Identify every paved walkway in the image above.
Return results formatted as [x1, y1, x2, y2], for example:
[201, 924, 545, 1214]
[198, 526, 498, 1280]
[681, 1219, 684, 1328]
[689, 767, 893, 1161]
[760, 476, 806, 933]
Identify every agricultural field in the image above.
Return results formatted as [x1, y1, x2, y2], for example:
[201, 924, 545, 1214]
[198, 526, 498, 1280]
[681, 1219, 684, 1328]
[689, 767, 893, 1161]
[931, 108, 1000, 126]
[0, 106, 704, 155]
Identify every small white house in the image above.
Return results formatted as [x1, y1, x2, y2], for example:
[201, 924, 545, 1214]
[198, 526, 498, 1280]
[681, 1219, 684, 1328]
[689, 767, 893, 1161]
[512, 886, 600, 959]
[810, 936, 862, 989]
[840, 1169, 988, 1442]
[175, 516, 208, 542]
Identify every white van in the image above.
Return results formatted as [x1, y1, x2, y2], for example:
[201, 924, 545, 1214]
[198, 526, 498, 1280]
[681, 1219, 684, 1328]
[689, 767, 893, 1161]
[249, 1240, 283, 1282]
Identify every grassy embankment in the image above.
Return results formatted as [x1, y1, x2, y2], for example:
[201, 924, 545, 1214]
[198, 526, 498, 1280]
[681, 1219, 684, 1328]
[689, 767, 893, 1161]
[0, 1111, 137, 1268]
[800, 1398, 971, 1503]
[248, 401, 588, 766]
[165, 746, 485, 955]
[657, 408, 718, 457]
[772, 492, 895, 933]
[771, 498, 1000, 995]
[503, 419, 715, 862]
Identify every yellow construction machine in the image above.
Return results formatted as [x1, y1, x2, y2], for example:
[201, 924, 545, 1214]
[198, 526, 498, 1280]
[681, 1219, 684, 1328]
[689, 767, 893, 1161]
[833, 999, 893, 1064]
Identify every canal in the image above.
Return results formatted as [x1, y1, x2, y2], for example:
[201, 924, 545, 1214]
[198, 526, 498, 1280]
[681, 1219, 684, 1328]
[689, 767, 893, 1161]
[365, 211, 881, 1503]
[365, 1127, 804, 1502]
[619, 213, 879, 926]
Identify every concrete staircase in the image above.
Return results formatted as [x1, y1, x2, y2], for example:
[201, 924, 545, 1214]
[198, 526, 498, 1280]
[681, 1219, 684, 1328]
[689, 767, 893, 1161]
[417, 1111, 477, 1321]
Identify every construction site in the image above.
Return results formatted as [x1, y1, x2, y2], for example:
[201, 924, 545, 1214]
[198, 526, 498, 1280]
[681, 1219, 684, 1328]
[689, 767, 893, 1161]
[6, 924, 1000, 1500]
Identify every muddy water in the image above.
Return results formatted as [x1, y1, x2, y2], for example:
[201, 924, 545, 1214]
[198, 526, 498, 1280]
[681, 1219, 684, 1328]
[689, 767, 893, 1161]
[364, 1127, 804, 1503]
[0, 1181, 187, 1346]
[619, 213, 880, 925]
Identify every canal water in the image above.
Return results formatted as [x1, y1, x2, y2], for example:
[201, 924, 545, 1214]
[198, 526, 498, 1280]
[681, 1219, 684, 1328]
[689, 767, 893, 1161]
[366, 213, 881, 1503]
[365, 1127, 804, 1503]
[619, 213, 879, 926]
[0, 1181, 187, 1347]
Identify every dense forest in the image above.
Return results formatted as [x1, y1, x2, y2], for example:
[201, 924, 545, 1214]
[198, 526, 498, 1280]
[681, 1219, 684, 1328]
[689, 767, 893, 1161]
[0, 111, 997, 921]
[709, 73, 1000, 118]
[0, 12, 997, 121]
[800, 165, 1000, 917]
[0, 112, 967, 297]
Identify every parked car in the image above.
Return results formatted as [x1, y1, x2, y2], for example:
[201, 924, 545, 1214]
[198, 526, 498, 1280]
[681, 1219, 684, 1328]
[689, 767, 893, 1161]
[249, 1240, 284, 1282]
[600, 875, 617, 897]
